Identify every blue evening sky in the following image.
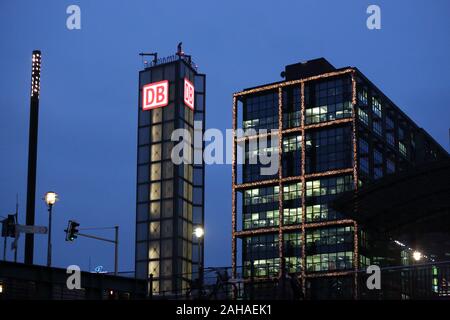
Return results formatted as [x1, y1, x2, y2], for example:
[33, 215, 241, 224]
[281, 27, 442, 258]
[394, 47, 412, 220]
[0, 0, 449, 272]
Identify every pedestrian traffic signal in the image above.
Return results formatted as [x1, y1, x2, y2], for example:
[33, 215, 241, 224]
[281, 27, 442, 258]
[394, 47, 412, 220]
[65, 220, 80, 241]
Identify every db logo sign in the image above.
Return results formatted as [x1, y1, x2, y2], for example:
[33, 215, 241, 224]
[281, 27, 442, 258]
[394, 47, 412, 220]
[142, 80, 169, 110]
[184, 78, 194, 110]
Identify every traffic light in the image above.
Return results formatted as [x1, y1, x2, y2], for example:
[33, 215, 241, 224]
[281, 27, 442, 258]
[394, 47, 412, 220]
[1, 215, 16, 238]
[65, 220, 80, 241]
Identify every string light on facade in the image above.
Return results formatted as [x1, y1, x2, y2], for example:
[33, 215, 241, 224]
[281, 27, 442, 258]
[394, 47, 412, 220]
[232, 66, 360, 298]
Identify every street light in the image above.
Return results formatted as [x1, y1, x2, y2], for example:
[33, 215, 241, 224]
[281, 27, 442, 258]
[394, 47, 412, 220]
[413, 251, 422, 262]
[193, 226, 204, 297]
[194, 226, 204, 239]
[44, 191, 58, 267]
[44, 192, 58, 206]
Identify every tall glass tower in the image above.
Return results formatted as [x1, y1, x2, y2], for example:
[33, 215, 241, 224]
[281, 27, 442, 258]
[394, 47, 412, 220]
[135, 50, 205, 295]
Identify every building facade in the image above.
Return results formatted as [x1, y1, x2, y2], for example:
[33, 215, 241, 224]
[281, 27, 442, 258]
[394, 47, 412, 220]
[135, 52, 205, 295]
[231, 58, 448, 299]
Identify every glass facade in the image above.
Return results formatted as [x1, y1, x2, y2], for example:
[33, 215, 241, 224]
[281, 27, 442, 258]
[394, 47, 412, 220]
[305, 76, 352, 125]
[243, 185, 279, 229]
[305, 126, 353, 174]
[234, 61, 449, 299]
[243, 92, 278, 132]
[243, 234, 279, 277]
[136, 58, 205, 295]
[238, 74, 357, 288]
[305, 175, 353, 222]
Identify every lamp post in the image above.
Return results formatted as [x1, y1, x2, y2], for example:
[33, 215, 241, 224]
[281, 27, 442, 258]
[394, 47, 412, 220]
[193, 226, 204, 295]
[24, 50, 42, 265]
[44, 191, 58, 267]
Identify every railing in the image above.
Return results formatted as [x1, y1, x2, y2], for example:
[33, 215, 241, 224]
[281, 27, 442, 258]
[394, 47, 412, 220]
[144, 54, 198, 71]
[149, 261, 450, 300]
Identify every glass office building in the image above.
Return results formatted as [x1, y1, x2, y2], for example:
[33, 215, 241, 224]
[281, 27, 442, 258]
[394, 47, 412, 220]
[231, 58, 448, 299]
[135, 53, 205, 295]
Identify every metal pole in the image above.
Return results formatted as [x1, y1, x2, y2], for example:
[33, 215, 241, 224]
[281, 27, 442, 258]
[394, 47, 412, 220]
[47, 205, 52, 267]
[199, 237, 204, 293]
[197, 241, 202, 299]
[14, 194, 18, 263]
[114, 226, 118, 276]
[25, 50, 41, 265]
[3, 234, 6, 261]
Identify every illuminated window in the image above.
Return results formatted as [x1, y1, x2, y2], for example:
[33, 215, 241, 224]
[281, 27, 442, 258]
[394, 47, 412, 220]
[149, 242, 160, 259]
[152, 124, 162, 142]
[306, 226, 354, 272]
[305, 77, 352, 124]
[283, 207, 302, 225]
[150, 183, 161, 200]
[284, 232, 302, 273]
[399, 141, 407, 157]
[149, 222, 160, 239]
[372, 97, 382, 118]
[150, 163, 161, 181]
[243, 138, 278, 183]
[282, 135, 302, 152]
[243, 92, 279, 131]
[151, 144, 161, 161]
[306, 252, 353, 272]
[151, 108, 162, 124]
[149, 261, 160, 278]
[243, 234, 279, 277]
[305, 176, 353, 222]
[358, 88, 368, 105]
[150, 202, 160, 219]
[358, 108, 369, 126]
[283, 182, 302, 225]
[243, 186, 279, 229]
[283, 182, 302, 201]
[282, 135, 302, 177]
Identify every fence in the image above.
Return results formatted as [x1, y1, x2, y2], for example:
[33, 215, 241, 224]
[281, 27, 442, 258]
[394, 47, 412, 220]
[149, 261, 450, 300]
